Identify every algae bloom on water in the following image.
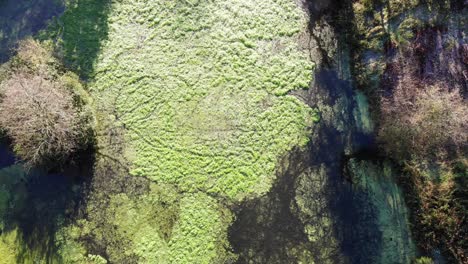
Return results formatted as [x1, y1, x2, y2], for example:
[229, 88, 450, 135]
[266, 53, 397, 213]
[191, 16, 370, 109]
[91, 0, 316, 200]
[0, 0, 317, 263]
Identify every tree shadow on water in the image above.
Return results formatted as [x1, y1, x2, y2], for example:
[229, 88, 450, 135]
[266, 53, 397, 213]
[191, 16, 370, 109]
[0, 0, 65, 63]
[0, 148, 95, 263]
[228, 61, 383, 263]
[0, 139, 15, 167]
[228, 148, 311, 264]
[326, 168, 383, 264]
[310, 70, 383, 263]
[54, 0, 111, 78]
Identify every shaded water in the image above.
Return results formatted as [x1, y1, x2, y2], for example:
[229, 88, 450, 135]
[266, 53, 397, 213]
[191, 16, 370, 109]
[0, 0, 64, 62]
[228, 66, 415, 263]
[228, 1, 416, 263]
[0, 141, 15, 167]
[0, 141, 92, 262]
[0, 0, 418, 263]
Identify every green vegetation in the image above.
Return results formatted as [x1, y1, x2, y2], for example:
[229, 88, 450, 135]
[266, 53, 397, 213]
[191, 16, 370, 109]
[89, 0, 316, 200]
[32, 0, 316, 262]
[169, 193, 235, 263]
[414, 256, 434, 264]
[403, 158, 467, 263]
[379, 80, 467, 161]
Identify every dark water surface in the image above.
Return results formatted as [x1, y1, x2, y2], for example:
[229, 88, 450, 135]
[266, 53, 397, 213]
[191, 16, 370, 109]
[0, 140, 91, 262]
[228, 1, 416, 262]
[0, 0, 64, 62]
[0, 0, 418, 263]
[0, 142, 15, 167]
[228, 65, 400, 263]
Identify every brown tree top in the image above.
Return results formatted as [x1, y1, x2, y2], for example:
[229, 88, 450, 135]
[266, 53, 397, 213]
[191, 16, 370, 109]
[0, 39, 89, 168]
[379, 75, 467, 161]
[0, 73, 84, 167]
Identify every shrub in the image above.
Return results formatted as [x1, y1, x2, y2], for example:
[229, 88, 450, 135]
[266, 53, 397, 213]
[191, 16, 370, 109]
[15, 38, 53, 71]
[0, 39, 90, 168]
[379, 50, 468, 263]
[378, 81, 467, 161]
[0, 73, 85, 167]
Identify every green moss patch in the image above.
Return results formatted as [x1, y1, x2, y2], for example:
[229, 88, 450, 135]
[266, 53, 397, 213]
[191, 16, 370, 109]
[169, 193, 235, 263]
[4, 0, 317, 262]
[90, 0, 315, 200]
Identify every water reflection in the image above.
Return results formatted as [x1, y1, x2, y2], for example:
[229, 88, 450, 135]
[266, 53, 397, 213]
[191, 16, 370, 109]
[0, 141, 91, 262]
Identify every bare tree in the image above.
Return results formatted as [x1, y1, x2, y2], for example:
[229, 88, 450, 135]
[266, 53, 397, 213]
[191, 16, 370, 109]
[0, 72, 85, 167]
[379, 82, 467, 160]
[377, 46, 468, 161]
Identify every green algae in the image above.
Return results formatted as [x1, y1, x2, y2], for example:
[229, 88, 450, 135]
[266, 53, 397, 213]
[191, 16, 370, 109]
[53, 181, 235, 264]
[347, 159, 416, 264]
[1, 0, 317, 262]
[0, 228, 22, 264]
[82, 0, 316, 261]
[55, 228, 107, 264]
[105, 183, 179, 263]
[72, 182, 180, 263]
[90, 0, 316, 201]
[169, 193, 236, 263]
[74, 0, 315, 260]
[41, 173, 170, 264]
